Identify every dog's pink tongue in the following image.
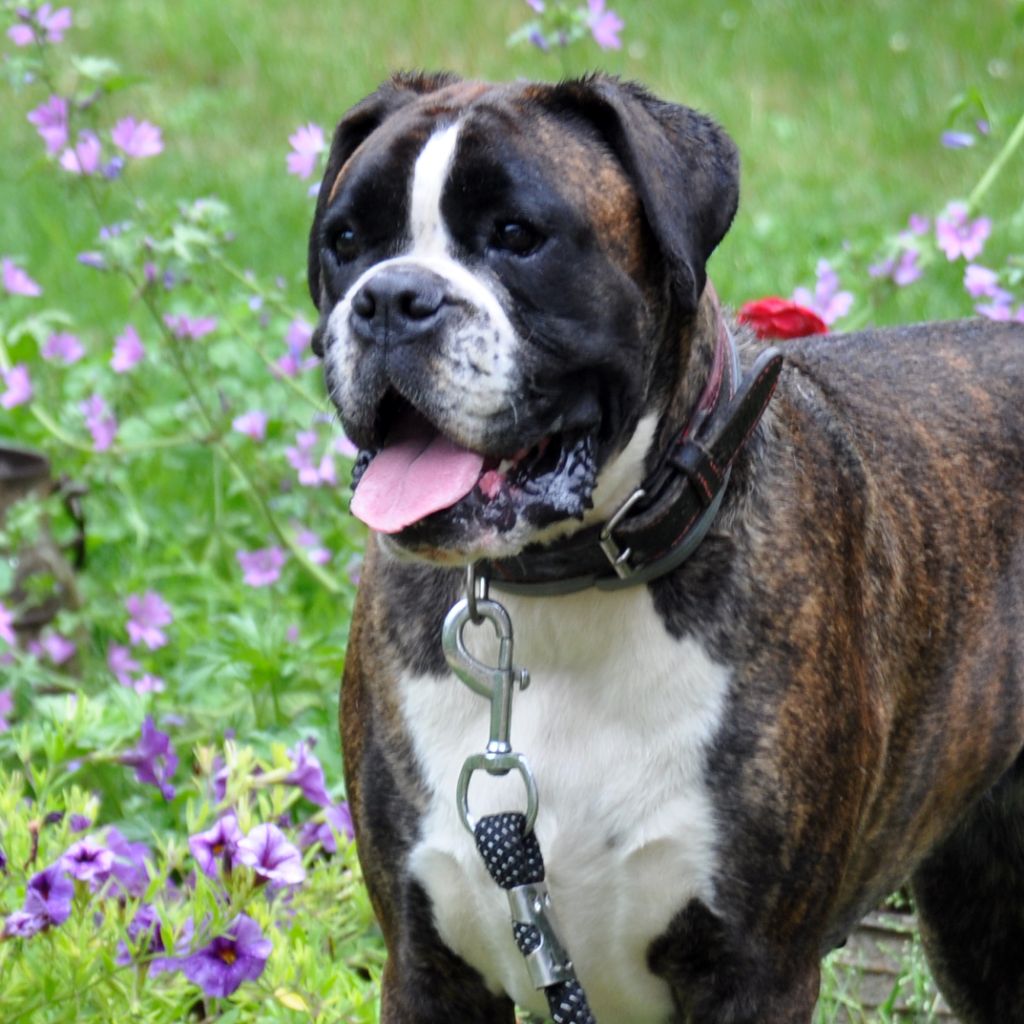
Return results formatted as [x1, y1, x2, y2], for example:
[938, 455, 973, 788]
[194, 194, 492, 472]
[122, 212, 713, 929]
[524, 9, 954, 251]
[350, 416, 484, 534]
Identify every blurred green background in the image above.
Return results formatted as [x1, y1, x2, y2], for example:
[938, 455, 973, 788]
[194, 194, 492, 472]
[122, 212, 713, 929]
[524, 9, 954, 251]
[4, 0, 1023, 333]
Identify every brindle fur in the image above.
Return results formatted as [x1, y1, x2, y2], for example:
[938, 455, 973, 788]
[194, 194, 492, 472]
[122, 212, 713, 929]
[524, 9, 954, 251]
[317, 74, 1024, 1024]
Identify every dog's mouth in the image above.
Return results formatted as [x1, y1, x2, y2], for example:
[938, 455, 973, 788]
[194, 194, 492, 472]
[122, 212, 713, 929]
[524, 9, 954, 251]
[348, 392, 598, 541]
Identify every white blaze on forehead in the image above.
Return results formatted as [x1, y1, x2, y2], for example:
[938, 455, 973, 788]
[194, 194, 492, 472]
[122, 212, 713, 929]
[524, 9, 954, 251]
[408, 122, 461, 257]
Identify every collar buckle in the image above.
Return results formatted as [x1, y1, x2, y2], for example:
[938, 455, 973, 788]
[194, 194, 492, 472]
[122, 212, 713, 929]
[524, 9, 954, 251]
[598, 487, 647, 579]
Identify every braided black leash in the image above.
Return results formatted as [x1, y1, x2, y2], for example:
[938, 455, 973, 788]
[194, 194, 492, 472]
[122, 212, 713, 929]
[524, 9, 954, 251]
[474, 813, 596, 1024]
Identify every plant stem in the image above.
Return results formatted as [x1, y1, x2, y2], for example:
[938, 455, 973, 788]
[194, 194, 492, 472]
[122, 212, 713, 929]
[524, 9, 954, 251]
[968, 108, 1024, 212]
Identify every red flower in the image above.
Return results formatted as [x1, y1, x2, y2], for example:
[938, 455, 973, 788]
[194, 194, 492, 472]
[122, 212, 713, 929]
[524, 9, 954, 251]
[737, 297, 828, 340]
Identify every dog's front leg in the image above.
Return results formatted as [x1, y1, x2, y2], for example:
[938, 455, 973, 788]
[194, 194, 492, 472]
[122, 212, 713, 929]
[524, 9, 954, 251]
[376, 892, 516, 1024]
[651, 899, 821, 1024]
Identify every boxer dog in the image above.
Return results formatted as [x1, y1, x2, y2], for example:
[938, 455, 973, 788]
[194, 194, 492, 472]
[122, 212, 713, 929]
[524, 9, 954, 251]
[307, 72, 1024, 1023]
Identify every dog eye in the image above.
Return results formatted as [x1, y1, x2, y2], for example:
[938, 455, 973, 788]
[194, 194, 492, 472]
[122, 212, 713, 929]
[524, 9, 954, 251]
[330, 225, 360, 264]
[490, 220, 543, 257]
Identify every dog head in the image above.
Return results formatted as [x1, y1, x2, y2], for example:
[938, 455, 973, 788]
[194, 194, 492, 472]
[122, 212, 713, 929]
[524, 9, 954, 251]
[308, 73, 738, 564]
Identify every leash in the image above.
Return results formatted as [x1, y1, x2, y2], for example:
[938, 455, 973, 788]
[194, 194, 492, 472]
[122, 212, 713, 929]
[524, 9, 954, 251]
[442, 565, 597, 1024]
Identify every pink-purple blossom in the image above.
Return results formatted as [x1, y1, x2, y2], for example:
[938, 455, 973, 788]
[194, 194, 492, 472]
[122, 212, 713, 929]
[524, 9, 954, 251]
[964, 264, 1003, 300]
[4, 863, 74, 937]
[111, 117, 164, 159]
[1, 365, 33, 409]
[236, 546, 287, 587]
[2, 257, 42, 296]
[297, 802, 354, 854]
[34, 631, 77, 665]
[60, 838, 114, 885]
[295, 526, 331, 566]
[181, 914, 272, 997]
[80, 393, 118, 451]
[163, 313, 218, 340]
[119, 716, 178, 801]
[189, 814, 243, 878]
[275, 317, 318, 376]
[60, 130, 102, 175]
[125, 591, 173, 650]
[103, 827, 153, 899]
[42, 330, 84, 364]
[232, 409, 269, 441]
[936, 201, 991, 262]
[587, 0, 624, 49]
[286, 740, 332, 806]
[111, 324, 145, 372]
[792, 259, 854, 326]
[0, 601, 16, 645]
[869, 244, 922, 288]
[7, 4, 72, 46]
[286, 123, 325, 180]
[108, 643, 141, 686]
[941, 130, 975, 149]
[27, 95, 68, 154]
[236, 823, 306, 888]
[285, 430, 337, 487]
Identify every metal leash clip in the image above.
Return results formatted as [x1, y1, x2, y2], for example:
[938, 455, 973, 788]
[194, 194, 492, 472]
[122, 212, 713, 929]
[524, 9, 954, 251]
[442, 564, 538, 834]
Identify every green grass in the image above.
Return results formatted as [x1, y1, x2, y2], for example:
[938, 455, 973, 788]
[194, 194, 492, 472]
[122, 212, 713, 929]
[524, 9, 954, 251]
[4, 0, 1023, 331]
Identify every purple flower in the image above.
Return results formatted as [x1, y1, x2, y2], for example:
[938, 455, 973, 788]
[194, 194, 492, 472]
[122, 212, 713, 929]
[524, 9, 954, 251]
[42, 330, 84, 364]
[295, 527, 331, 566]
[2, 257, 42, 296]
[132, 673, 165, 694]
[37, 631, 76, 665]
[125, 591, 173, 650]
[236, 546, 287, 587]
[236, 823, 306, 887]
[163, 313, 218, 340]
[285, 430, 337, 487]
[524, 0, 545, 10]
[232, 409, 268, 441]
[792, 258, 854, 326]
[111, 324, 145, 372]
[587, 0, 624, 49]
[3, 910, 44, 937]
[976, 295, 1023, 322]
[108, 643, 141, 685]
[24, 863, 74, 927]
[869, 244, 922, 288]
[78, 251, 107, 270]
[286, 123, 325, 180]
[103, 827, 153, 899]
[27, 95, 69, 154]
[0, 688, 13, 732]
[286, 740, 331, 806]
[964, 263, 1002, 299]
[189, 814, 243, 878]
[60, 837, 114, 885]
[1, 365, 33, 409]
[181, 914, 272, 997]
[111, 117, 163, 159]
[120, 716, 178, 801]
[936, 201, 991, 262]
[298, 802, 354, 854]
[59, 130, 102, 175]
[80, 393, 118, 451]
[907, 213, 930, 236]
[275, 318, 318, 376]
[941, 130, 975, 149]
[7, 4, 72, 46]
[0, 601, 15, 645]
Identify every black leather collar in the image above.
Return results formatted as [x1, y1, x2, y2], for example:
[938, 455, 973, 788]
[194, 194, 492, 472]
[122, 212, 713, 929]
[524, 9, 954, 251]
[480, 313, 783, 596]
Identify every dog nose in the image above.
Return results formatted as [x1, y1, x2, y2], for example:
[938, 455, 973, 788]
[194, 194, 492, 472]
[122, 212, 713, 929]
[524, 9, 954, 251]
[349, 266, 449, 345]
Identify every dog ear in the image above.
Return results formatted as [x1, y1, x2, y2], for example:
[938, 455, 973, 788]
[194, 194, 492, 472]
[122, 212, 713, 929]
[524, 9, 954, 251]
[541, 76, 739, 314]
[307, 72, 462, 337]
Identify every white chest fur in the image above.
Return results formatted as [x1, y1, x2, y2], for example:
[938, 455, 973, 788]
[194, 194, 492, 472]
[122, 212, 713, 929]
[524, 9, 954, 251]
[400, 586, 731, 1022]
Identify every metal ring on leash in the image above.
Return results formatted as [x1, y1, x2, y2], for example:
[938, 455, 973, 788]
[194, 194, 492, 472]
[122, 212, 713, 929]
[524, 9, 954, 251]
[457, 751, 539, 834]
